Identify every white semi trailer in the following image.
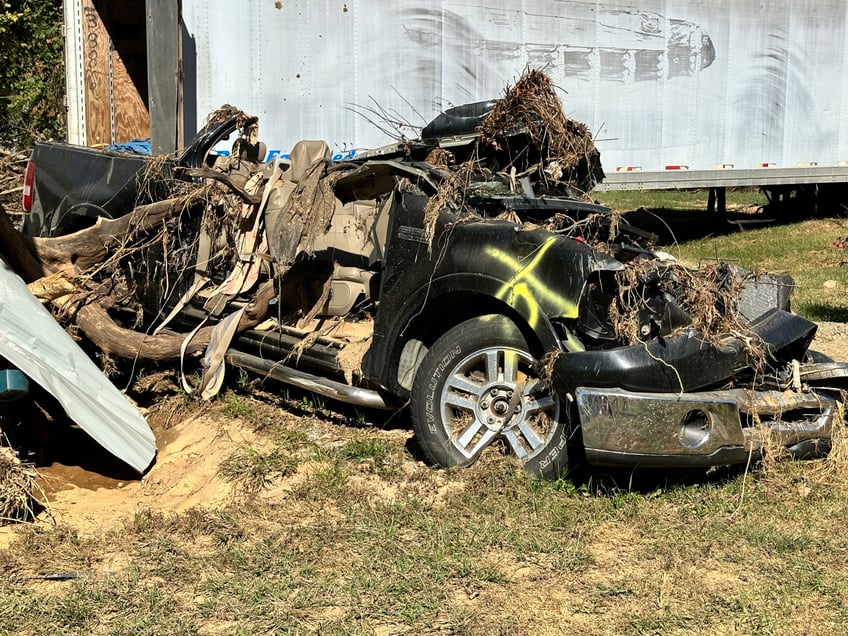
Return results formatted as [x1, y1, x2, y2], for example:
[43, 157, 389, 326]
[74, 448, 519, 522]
[63, 0, 848, 200]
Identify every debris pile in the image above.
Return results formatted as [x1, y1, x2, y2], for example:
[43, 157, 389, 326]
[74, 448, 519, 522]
[0, 147, 27, 218]
[478, 69, 605, 198]
[421, 69, 606, 242]
[0, 67, 827, 480]
[611, 260, 749, 344]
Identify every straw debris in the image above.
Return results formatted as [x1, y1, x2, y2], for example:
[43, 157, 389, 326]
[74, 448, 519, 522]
[611, 259, 766, 363]
[478, 69, 604, 198]
[0, 446, 46, 524]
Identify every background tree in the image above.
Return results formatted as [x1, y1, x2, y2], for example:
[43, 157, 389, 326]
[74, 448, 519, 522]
[0, 0, 64, 150]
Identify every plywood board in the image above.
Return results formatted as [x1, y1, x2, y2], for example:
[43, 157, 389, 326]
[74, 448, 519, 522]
[81, 0, 111, 146]
[112, 44, 150, 142]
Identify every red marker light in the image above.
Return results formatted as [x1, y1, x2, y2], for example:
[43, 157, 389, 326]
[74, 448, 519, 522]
[22, 160, 35, 212]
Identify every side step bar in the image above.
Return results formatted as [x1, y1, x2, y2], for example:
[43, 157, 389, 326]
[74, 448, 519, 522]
[225, 350, 393, 410]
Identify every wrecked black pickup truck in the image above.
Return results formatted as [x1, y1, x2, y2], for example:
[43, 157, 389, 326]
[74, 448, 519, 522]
[20, 72, 848, 479]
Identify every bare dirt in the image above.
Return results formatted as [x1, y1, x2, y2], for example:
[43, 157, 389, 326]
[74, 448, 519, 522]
[809, 321, 848, 361]
[1, 321, 846, 549]
[0, 411, 251, 548]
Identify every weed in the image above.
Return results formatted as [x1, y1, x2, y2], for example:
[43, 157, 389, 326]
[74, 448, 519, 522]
[292, 460, 349, 500]
[335, 437, 400, 476]
[218, 446, 297, 493]
[299, 393, 327, 413]
[235, 368, 254, 392]
[221, 394, 255, 419]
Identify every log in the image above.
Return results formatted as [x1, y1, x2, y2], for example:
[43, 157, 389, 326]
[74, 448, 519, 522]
[1, 200, 277, 363]
[0, 203, 47, 282]
[1, 192, 209, 280]
[178, 167, 261, 205]
[27, 272, 78, 303]
[30, 189, 211, 274]
[74, 279, 277, 362]
[75, 302, 213, 360]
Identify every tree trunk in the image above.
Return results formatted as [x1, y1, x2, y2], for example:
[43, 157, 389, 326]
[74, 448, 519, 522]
[74, 279, 276, 361]
[1, 192, 209, 280]
[31, 189, 211, 275]
[0, 203, 46, 282]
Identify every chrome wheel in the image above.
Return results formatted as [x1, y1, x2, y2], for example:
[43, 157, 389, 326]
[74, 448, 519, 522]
[439, 346, 559, 462]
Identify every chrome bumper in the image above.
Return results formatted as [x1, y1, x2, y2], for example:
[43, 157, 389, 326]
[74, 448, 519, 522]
[576, 387, 836, 468]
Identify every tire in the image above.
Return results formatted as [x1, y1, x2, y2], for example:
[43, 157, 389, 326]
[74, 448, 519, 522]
[410, 315, 571, 479]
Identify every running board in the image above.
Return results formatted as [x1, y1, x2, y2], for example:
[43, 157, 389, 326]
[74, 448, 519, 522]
[225, 350, 393, 410]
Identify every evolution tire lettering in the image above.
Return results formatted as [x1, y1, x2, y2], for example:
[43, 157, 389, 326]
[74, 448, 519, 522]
[537, 433, 567, 470]
[424, 345, 462, 434]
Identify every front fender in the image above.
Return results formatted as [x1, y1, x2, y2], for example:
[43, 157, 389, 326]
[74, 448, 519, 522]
[436, 224, 623, 324]
[401, 272, 565, 350]
[551, 309, 818, 397]
[367, 273, 566, 397]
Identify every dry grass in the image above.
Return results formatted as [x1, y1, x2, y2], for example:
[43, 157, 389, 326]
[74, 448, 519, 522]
[809, 400, 848, 486]
[2, 382, 847, 634]
[0, 446, 45, 524]
[479, 68, 604, 197]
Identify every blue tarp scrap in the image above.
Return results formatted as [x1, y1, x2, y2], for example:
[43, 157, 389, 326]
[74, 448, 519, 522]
[107, 139, 151, 155]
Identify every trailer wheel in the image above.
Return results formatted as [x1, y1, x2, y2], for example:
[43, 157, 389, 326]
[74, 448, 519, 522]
[410, 315, 571, 479]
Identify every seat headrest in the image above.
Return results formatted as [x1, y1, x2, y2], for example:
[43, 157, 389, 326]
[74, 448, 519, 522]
[231, 137, 267, 163]
[289, 140, 331, 183]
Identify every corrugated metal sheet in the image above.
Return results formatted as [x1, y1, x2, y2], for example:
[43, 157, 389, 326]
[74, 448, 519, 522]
[0, 259, 155, 473]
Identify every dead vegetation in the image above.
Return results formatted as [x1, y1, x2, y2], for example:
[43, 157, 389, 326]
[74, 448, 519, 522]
[0, 147, 27, 218]
[422, 69, 606, 245]
[478, 68, 604, 198]
[0, 446, 44, 524]
[0, 69, 611, 387]
[611, 260, 755, 345]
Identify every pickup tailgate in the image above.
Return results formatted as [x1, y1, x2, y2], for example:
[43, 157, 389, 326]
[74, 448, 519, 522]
[22, 142, 152, 237]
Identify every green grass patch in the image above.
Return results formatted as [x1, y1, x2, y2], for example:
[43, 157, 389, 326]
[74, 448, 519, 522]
[595, 186, 767, 213]
[5, 454, 848, 634]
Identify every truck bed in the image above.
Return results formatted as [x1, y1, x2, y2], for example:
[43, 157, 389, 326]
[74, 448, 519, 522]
[22, 142, 151, 237]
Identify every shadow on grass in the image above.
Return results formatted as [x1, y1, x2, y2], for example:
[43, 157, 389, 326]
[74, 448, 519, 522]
[795, 303, 848, 323]
[621, 207, 735, 244]
[577, 463, 750, 496]
[617, 184, 848, 246]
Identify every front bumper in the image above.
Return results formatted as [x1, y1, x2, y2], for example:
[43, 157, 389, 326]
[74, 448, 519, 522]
[575, 386, 836, 468]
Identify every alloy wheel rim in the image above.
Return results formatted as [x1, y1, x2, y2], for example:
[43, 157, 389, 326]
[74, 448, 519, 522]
[439, 346, 559, 461]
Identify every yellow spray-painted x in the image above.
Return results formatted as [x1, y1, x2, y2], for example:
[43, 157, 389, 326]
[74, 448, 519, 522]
[485, 237, 580, 330]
